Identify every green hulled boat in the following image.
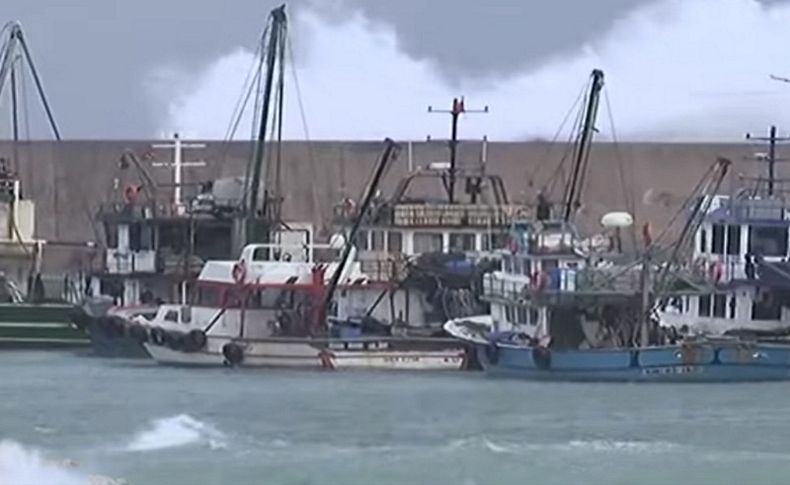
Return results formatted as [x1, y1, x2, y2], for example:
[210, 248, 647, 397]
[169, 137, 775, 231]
[0, 301, 86, 348]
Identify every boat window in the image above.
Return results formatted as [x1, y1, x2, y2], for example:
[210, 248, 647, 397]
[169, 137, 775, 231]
[729, 295, 737, 319]
[711, 224, 725, 255]
[387, 232, 403, 253]
[713, 294, 727, 318]
[726, 225, 741, 255]
[543, 259, 559, 272]
[505, 305, 514, 322]
[105, 224, 118, 249]
[449, 233, 475, 252]
[698, 294, 711, 317]
[503, 255, 513, 273]
[482, 233, 507, 251]
[529, 308, 539, 326]
[164, 310, 179, 322]
[197, 286, 222, 306]
[748, 226, 788, 257]
[516, 306, 528, 325]
[512, 255, 523, 275]
[413, 233, 443, 253]
[371, 231, 386, 251]
[699, 228, 707, 253]
[522, 258, 532, 276]
[752, 292, 782, 320]
[354, 230, 369, 251]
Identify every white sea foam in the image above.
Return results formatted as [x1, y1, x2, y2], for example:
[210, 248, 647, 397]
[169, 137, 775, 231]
[124, 414, 226, 452]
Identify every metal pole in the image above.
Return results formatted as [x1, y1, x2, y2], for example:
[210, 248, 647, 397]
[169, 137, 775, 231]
[769, 125, 776, 196]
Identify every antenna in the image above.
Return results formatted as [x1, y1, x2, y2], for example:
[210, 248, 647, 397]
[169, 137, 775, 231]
[745, 125, 790, 196]
[427, 97, 488, 203]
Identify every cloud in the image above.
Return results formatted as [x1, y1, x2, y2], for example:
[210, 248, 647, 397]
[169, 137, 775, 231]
[150, 0, 790, 142]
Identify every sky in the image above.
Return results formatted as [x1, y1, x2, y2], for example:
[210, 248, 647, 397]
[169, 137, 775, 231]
[1, 0, 790, 141]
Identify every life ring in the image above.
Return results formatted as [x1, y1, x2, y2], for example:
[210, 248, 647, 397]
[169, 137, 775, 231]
[183, 329, 207, 352]
[532, 346, 551, 370]
[124, 184, 140, 203]
[232, 261, 246, 284]
[150, 327, 167, 346]
[222, 342, 244, 366]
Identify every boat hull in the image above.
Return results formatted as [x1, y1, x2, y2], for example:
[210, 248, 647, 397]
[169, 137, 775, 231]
[145, 336, 468, 371]
[0, 303, 88, 349]
[85, 318, 150, 358]
[476, 342, 790, 382]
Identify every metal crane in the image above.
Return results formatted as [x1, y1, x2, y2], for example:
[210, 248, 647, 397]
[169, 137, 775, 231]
[242, 5, 287, 246]
[0, 21, 60, 141]
[562, 69, 604, 222]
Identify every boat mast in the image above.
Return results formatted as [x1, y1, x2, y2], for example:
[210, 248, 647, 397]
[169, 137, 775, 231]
[745, 126, 790, 197]
[318, 139, 400, 331]
[428, 98, 488, 203]
[243, 5, 287, 245]
[562, 69, 604, 222]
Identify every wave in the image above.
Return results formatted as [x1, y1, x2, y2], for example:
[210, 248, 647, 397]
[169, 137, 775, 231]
[442, 436, 680, 455]
[0, 440, 125, 485]
[124, 414, 227, 452]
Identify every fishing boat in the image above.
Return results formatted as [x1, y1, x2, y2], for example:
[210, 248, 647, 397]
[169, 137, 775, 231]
[446, 155, 790, 381]
[0, 23, 87, 348]
[658, 125, 790, 339]
[142, 237, 468, 370]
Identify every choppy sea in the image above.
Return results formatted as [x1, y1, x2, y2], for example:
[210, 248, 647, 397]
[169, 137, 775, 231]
[3, 351, 790, 484]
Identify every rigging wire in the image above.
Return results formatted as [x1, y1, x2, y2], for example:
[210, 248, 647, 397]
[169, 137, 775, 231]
[604, 87, 638, 252]
[525, 80, 587, 188]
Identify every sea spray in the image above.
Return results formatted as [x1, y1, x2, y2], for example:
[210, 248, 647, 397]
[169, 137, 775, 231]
[125, 414, 226, 452]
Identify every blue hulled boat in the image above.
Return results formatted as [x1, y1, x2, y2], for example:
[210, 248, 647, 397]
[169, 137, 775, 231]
[445, 155, 790, 382]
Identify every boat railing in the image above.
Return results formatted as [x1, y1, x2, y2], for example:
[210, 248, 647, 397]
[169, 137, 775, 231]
[483, 266, 646, 300]
[335, 202, 527, 228]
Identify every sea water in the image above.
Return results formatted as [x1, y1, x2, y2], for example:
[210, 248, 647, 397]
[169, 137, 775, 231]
[3, 351, 790, 484]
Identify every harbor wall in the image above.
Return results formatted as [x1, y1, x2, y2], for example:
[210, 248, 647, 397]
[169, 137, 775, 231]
[0, 139, 769, 270]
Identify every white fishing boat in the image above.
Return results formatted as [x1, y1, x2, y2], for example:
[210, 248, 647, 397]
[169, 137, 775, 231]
[142, 240, 468, 370]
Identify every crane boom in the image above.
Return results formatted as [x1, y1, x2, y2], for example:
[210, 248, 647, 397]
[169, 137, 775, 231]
[563, 69, 604, 222]
[244, 5, 287, 245]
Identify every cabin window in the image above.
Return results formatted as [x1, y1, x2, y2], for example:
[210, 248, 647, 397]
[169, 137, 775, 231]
[505, 305, 514, 322]
[729, 296, 737, 319]
[512, 256, 523, 275]
[711, 225, 725, 255]
[371, 231, 386, 251]
[529, 308, 539, 326]
[521, 258, 532, 276]
[698, 294, 711, 317]
[449, 233, 475, 252]
[502, 255, 513, 273]
[699, 228, 707, 253]
[197, 286, 221, 306]
[164, 310, 179, 322]
[105, 224, 118, 249]
[713, 294, 727, 318]
[482, 233, 507, 251]
[749, 226, 788, 257]
[726, 225, 741, 255]
[413, 233, 443, 253]
[542, 259, 559, 272]
[752, 292, 782, 320]
[354, 230, 369, 251]
[516, 306, 528, 325]
[387, 232, 403, 253]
